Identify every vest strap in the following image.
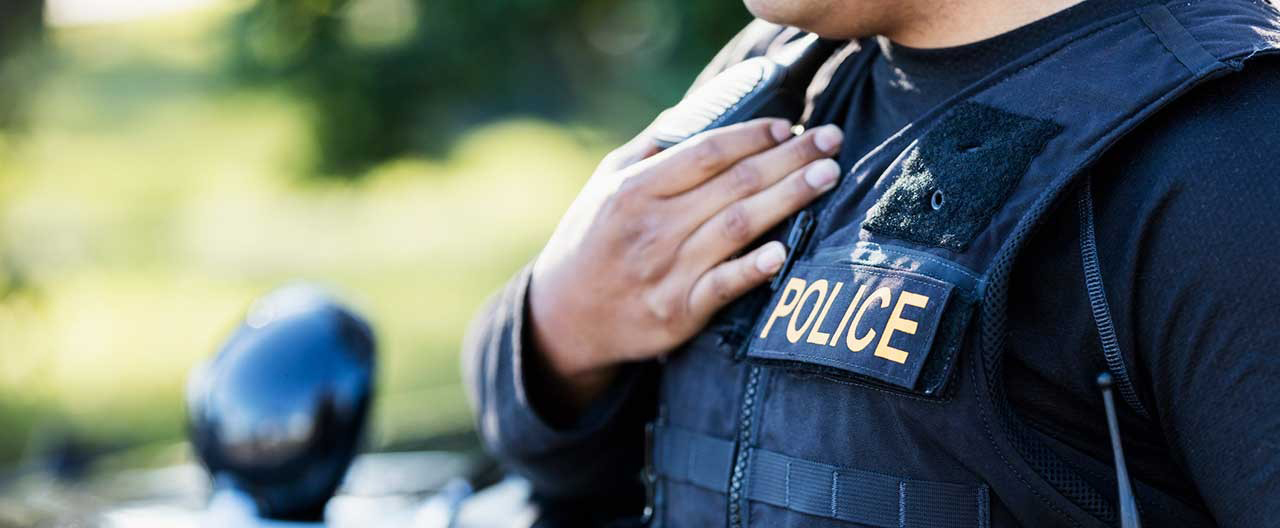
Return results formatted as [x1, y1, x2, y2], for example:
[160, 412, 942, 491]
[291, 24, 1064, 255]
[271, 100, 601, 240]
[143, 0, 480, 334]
[653, 425, 990, 527]
[1138, 4, 1221, 76]
[653, 424, 736, 493]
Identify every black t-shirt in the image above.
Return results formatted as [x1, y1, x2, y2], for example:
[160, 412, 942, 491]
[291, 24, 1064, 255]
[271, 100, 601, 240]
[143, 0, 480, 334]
[805, 0, 1280, 524]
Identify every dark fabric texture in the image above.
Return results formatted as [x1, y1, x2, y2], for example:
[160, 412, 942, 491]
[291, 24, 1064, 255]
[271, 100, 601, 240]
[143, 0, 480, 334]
[462, 0, 1280, 524]
[1004, 55, 1280, 527]
[747, 446, 988, 527]
[863, 101, 1062, 250]
[461, 265, 658, 524]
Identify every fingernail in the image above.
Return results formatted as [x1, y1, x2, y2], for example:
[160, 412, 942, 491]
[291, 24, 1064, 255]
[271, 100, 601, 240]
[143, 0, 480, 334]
[770, 120, 793, 142]
[813, 125, 843, 153]
[804, 159, 840, 191]
[756, 242, 787, 273]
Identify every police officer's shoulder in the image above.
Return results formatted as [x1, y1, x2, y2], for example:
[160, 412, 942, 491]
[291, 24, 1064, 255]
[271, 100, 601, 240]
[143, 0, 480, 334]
[1070, 54, 1280, 368]
[1099, 54, 1280, 194]
[690, 19, 792, 91]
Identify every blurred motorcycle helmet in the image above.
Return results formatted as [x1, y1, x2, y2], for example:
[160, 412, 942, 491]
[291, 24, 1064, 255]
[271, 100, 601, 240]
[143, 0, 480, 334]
[186, 284, 375, 521]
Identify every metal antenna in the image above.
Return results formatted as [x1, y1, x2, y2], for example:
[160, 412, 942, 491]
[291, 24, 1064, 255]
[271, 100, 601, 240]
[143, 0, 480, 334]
[1097, 372, 1142, 528]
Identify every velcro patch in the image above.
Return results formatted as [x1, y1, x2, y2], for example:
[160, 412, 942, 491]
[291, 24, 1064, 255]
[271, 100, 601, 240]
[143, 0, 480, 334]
[748, 262, 952, 389]
[863, 102, 1063, 251]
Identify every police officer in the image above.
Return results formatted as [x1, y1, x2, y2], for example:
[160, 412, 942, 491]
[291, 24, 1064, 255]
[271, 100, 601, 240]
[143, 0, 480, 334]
[465, 0, 1280, 525]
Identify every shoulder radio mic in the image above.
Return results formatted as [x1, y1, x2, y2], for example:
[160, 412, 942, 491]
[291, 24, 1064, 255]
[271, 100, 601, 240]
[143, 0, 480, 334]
[648, 33, 841, 149]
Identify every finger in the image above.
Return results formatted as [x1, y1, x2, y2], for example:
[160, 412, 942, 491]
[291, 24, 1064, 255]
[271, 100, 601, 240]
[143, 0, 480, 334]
[628, 118, 793, 196]
[688, 241, 787, 318]
[671, 124, 843, 227]
[681, 158, 841, 269]
[600, 135, 661, 174]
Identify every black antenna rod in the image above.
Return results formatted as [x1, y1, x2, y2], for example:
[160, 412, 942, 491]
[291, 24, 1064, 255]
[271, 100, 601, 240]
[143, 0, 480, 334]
[1097, 372, 1142, 528]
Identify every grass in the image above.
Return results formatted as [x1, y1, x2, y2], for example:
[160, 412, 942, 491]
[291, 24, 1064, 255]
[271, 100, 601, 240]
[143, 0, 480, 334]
[0, 3, 610, 465]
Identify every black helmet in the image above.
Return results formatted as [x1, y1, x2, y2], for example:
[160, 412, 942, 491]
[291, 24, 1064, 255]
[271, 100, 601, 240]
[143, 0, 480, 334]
[186, 284, 375, 521]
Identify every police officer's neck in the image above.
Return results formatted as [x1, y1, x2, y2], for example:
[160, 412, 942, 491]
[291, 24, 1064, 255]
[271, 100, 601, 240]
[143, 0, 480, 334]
[889, 0, 1083, 48]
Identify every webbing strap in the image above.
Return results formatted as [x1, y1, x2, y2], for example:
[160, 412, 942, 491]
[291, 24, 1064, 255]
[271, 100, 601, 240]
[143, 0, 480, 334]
[653, 424, 736, 493]
[653, 425, 990, 527]
[1137, 4, 1221, 76]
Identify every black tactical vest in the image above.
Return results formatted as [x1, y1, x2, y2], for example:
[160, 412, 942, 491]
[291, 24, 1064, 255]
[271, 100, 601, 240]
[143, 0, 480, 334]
[647, 2, 1280, 526]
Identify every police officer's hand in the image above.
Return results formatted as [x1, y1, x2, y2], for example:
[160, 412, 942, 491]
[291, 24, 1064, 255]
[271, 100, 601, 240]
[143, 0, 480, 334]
[528, 118, 844, 409]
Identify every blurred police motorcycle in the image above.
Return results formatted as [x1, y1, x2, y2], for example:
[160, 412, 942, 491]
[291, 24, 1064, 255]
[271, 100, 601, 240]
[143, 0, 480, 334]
[182, 284, 536, 527]
[186, 284, 376, 522]
[0, 285, 535, 527]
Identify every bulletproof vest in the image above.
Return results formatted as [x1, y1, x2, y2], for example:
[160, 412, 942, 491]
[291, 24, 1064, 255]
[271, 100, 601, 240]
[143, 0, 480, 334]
[646, 2, 1280, 526]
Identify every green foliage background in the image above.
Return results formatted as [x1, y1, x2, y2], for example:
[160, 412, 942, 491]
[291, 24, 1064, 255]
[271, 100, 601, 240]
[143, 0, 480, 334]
[229, 0, 750, 174]
[0, 0, 749, 467]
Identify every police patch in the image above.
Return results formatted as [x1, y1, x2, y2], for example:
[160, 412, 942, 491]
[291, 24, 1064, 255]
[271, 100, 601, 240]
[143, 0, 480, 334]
[748, 262, 952, 389]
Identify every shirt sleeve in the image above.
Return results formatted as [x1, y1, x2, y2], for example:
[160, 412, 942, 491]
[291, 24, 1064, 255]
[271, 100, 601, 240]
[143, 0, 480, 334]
[1091, 56, 1280, 527]
[461, 264, 656, 515]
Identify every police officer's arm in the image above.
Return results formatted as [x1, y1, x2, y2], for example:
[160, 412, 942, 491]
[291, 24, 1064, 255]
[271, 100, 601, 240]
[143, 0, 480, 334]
[463, 120, 843, 505]
[1091, 59, 1280, 526]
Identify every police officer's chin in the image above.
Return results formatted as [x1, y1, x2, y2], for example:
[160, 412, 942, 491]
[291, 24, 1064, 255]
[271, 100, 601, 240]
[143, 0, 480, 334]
[743, 0, 896, 40]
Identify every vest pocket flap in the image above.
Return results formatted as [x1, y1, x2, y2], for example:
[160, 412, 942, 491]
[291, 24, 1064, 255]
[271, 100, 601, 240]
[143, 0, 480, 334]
[747, 242, 978, 395]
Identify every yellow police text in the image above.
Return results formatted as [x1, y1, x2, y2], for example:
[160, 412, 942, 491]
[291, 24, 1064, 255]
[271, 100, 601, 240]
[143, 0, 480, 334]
[758, 277, 931, 364]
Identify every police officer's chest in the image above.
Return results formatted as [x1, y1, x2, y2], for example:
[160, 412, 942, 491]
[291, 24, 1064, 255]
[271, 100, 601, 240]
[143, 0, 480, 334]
[648, 2, 1280, 527]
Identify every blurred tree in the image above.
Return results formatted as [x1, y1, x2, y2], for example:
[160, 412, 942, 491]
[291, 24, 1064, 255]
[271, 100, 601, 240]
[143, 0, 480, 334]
[0, 0, 44, 132]
[227, 0, 751, 177]
[0, 0, 45, 296]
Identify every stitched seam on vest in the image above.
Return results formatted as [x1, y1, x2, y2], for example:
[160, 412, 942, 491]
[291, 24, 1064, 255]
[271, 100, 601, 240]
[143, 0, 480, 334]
[977, 486, 991, 528]
[809, 371, 952, 403]
[1021, 413, 1125, 497]
[749, 350, 914, 385]
[830, 470, 839, 518]
[971, 345, 1081, 527]
[851, 248, 983, 284]
[1138, 4, 1222, 75]
[897, 481, 907, 528]
[784, 460, 792, 507]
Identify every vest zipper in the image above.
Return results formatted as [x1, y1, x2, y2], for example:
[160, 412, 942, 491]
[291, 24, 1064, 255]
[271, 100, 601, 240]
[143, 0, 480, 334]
[770, 210, 816, 291]
[728, 208, 816, 526]
[727, 365, 761, 528]
[1077, 180, 1150, 420]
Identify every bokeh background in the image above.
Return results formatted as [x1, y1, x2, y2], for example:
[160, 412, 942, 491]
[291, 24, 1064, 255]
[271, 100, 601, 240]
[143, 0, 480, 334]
[0, 0, 748, 471]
